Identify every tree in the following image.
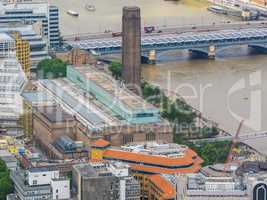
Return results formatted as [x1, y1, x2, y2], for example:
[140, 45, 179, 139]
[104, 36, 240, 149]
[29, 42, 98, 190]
[0, 159, 13, 200]
[108, 61, 122, 79]
[37, 58, 67, 79]
[187, 141, 232, 166]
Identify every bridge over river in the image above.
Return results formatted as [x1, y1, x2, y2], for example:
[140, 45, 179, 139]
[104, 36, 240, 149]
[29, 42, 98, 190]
[66, 28, 267, 59]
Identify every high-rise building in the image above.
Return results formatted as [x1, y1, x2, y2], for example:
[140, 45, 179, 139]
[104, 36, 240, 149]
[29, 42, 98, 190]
[0, 33, 27, 135]
[10, 168, 70, 200]
[0, 0, 60, 47]
[0, 23, 50, 68]
[13, 32, 31, 78]
[122, 6, 141, 89]
[72, 161, 140, 200]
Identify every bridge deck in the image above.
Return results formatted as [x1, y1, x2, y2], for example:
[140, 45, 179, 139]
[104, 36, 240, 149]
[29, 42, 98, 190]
[66, 28, 267, 54]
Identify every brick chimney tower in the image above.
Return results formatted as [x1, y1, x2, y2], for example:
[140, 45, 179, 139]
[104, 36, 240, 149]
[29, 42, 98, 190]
[122, 6, 141, 89]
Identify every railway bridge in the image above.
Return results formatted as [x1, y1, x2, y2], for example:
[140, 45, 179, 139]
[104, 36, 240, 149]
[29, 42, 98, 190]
[66, 28, 267, 60]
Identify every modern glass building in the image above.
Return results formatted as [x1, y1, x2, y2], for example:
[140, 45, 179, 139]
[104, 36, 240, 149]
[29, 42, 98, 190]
[0, 0, 59, 47]
[0, 33, 27, 135]
[0, 24, 49, 68]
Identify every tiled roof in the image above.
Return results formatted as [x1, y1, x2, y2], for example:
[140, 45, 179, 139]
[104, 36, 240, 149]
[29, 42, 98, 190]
[92, 139, 110, 148]
[103, 148, 202, 168]
[148, 174, 176, 199]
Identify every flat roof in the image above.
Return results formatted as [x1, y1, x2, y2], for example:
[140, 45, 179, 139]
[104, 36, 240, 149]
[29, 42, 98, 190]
[36, 105, 73, 123]
[28, 167, 58, 173]
[73, 66, 156, 111]
[0, 32, 13, 41]
[38, 78, 122, 129]
[21, 91, 54, 104]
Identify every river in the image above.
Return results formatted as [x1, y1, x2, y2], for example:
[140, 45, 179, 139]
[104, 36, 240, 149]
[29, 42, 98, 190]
[50, 0, 267, 152]
[50, 0, 233, 36]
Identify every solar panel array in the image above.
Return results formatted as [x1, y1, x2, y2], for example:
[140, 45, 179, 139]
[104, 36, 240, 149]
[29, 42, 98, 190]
[66, 28, 267, 52]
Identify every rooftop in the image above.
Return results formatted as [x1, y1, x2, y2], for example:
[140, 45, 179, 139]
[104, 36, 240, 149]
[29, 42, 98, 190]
[0, 32, 13, 41]
[74, 161, 129, 178]
[92, 139, 110, 148]
[72, 66, 156, 111]
[36, 105, 73, 123]
[148, 174, 176, 199]
[28, 167, 58, 173]
[0, 0, 49, 15]
[21, 91, 54, 105]
[38, 78, 122, 129]
[97, 141, 203, 174]
[236, 161, 267, 176]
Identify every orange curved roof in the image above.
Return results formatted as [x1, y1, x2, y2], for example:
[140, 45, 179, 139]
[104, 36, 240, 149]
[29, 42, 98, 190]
[130, 162, 201, 174]
[92, 139, 110, 148]
[148, 174, 176, 199]
[103, 148, 202, 168]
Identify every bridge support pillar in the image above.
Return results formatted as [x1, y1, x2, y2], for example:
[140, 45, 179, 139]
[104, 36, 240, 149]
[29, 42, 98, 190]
[148, 50, 156, 64]
[248, 44, 267, 53]
[208, 45, 216, 59]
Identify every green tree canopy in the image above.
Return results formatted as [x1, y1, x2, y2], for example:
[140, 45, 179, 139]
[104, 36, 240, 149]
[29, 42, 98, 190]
[37, 58, 67, 79]
[108, 61, 122, 79]
[0, 159, 13, 200]
[187, 141, 232, 166]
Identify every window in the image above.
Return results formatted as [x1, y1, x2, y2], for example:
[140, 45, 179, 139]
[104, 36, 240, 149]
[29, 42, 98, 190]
[123, 134, 133, 144]
[146, 132, 155, 141]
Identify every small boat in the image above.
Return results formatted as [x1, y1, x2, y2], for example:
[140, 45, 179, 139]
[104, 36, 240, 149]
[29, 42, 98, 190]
[85, 4, 96, 11]
[207, 5, 227, 14]
[67, 10, 79, 17]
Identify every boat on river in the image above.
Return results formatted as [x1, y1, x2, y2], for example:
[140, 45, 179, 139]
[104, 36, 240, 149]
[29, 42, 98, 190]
[85, 4, 96, 11]
[207, 5, 260, 21]
[67, 10, 79, 17]
[208, 5, 227, 14]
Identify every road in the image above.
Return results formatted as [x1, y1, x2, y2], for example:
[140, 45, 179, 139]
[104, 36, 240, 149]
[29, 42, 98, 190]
[189, 131, 267, 143]
[63, 20, 267, 41]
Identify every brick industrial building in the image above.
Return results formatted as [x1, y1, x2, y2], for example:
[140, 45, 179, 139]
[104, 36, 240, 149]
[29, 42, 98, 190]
[22, 65, 172, 158]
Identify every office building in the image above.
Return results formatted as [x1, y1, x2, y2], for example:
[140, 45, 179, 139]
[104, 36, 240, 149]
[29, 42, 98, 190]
[147, 174, 176, 200]
[0, 0, 60, 47]
[0, 33, 26, 136]
[91, 139, 203, 174]
[0, 23, 49, 68]
[13, 32, 30, 78]
[72, 161, 140, 200]
[164, 162, 267, 200]
[11, 168, 70, 200]
[186, 174, 247, 197]
[122, 6, 141, 88]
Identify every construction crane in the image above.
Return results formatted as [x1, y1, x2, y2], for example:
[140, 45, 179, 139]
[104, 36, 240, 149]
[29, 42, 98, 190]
[224, 119, 244, 171]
